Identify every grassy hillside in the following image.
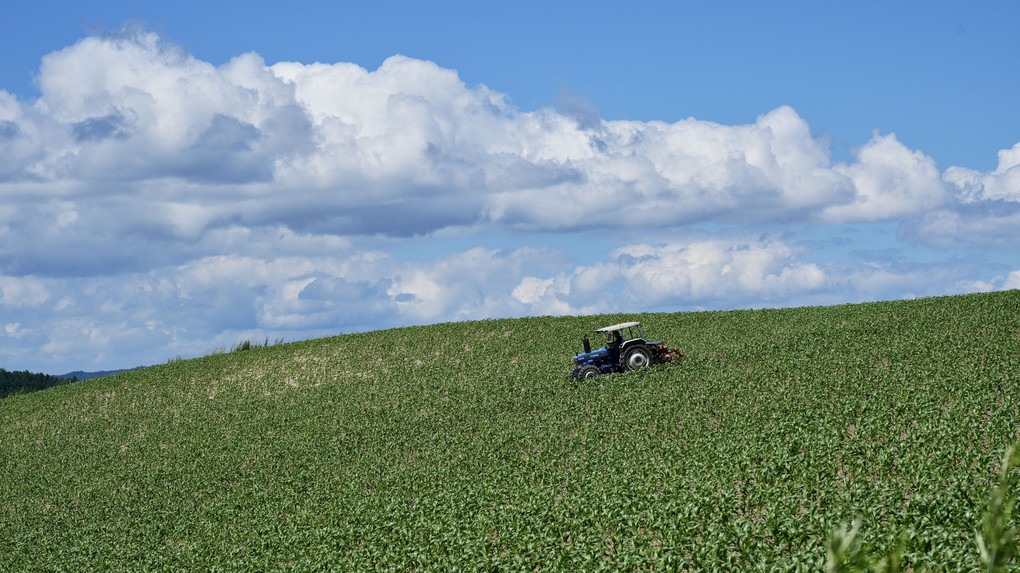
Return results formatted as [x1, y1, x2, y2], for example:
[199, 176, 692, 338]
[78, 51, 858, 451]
[2, 291, 1019, 571]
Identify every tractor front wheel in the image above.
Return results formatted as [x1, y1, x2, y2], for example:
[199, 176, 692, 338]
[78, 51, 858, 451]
[575, 365, 600, 380]
[622, 345, 652, 371]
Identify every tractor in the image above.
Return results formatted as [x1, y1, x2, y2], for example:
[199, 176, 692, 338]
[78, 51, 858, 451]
[569, 321, 682, 380]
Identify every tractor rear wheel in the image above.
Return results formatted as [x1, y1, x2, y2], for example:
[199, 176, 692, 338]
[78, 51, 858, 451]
[622, 345, 652, 371]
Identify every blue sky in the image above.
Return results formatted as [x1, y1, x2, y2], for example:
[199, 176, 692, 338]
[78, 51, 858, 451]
[1, 1, 1018, 373]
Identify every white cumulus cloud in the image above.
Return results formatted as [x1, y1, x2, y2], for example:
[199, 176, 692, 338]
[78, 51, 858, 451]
[2, 29, 1009, 260]
[511, 237, 831, 314]
[944, 142, 1020, 204]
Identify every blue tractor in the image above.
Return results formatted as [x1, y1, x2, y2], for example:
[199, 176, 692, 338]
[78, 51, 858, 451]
[569, 321, 682, 380]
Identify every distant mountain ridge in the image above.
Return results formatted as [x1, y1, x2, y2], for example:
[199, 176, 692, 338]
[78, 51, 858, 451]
[1, 367, 145, 399]
[56, 368, 140, 381]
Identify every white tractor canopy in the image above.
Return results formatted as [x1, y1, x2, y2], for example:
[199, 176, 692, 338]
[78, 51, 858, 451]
[595, 322, 641, 332]
[595, 322, 644, 341]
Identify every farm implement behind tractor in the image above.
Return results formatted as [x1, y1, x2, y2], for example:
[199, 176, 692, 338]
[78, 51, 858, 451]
[569, 321, 683, 380]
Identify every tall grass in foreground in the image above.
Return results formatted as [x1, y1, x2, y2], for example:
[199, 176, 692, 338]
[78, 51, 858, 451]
[827, 435, 1020, 572]
[977, 440, 1020, 572]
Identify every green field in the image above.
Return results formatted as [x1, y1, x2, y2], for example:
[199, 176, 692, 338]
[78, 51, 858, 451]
[2, 291, 1019, 571]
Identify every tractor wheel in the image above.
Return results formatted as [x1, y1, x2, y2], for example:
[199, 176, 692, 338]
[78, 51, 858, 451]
[576, 365, 600, 380]
[622, 345, 652, 371]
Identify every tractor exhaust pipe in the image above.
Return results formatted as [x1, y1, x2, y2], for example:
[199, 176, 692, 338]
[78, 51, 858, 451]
[583, 336, 591, 354]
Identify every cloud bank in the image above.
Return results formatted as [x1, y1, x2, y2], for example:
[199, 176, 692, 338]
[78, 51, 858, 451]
[1, 30, 1017, 372]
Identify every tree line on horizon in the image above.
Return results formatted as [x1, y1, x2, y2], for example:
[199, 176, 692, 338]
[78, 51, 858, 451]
[0, 368, 76, 398]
